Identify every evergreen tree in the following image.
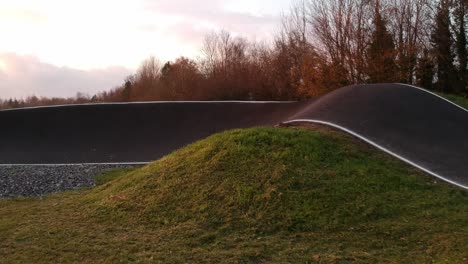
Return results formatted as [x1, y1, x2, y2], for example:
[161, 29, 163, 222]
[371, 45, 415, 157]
[416, 49, 435, 90]
[122, 77, 133, 101]
[366, 0, 397, 83]
[431, 0, 457, 93]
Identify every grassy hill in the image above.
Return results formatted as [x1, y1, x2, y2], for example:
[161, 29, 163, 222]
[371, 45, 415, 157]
[0, 127, 467, 263]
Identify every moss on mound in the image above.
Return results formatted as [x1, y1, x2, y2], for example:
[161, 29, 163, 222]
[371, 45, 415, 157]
[1, 127, 467, 263]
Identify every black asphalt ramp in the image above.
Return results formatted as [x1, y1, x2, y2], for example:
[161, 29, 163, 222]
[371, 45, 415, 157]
[0, 102, 302, 164]
[1, 83, 467, 189]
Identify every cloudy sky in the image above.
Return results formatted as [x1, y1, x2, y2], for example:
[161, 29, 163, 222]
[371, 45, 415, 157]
[0, 0, 291, 99]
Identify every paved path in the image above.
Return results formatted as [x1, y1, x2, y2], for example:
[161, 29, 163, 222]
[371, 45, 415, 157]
[1, 83, 467, 189]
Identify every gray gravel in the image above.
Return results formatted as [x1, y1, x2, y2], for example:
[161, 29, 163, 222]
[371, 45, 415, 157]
[0, 164, 139, 198]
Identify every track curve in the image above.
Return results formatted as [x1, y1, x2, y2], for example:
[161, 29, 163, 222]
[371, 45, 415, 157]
[1, 83, 467, 189]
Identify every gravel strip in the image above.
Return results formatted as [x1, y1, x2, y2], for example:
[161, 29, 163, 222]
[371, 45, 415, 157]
[0, 164, 139, 198]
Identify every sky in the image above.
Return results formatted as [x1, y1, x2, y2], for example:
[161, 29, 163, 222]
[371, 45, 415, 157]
[0, 0, 291, 99]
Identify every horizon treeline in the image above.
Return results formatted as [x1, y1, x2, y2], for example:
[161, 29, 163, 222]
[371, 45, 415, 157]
[1, 0, 467, 109]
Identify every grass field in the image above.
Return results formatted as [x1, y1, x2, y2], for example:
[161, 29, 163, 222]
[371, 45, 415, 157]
[0, 127, 467, 263]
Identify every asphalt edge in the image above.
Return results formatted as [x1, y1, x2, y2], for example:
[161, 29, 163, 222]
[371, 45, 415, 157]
[0, 162, 151, 166]
[282, 119, 468, 191]
[0, 100, 297, 112]
[399, 83, 468, 113]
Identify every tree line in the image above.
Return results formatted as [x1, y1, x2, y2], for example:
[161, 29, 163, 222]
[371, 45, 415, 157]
[1, 0, 466, 110]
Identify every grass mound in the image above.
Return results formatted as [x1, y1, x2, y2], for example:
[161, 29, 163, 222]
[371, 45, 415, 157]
[1, 127, 467, 263]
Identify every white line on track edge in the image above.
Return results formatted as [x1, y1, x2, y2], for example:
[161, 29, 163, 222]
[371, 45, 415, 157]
[283, 119, 468, 190]
[0, 100, 296, 112]
[399, 83, 468, 113]
[0, 162, 151, 166]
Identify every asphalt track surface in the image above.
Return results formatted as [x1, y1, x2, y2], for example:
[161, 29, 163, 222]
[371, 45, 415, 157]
[0, 83, 467, 190]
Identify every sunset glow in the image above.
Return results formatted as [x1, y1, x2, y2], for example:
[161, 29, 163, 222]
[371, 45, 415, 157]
[0, 0, 289, 98]
[0, 59, 7, 72]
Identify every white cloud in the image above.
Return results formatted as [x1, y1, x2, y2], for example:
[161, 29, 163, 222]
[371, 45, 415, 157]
[145, 0, 282, 42]
[0, 52, 131, 99]
[0, 0, 290, 98]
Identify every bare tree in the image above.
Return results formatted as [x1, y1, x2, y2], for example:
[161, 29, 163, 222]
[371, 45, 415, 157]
[133, 56, 162, 100]
[283, 0, 435, 87]
[388, 0, 433, 83]
[308, 0, 373, 84]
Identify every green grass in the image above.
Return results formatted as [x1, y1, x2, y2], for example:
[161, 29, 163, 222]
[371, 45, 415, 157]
[0, 127, 467, 263]
[94, 167, 136, 186]
[437, 92, 468, 109]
